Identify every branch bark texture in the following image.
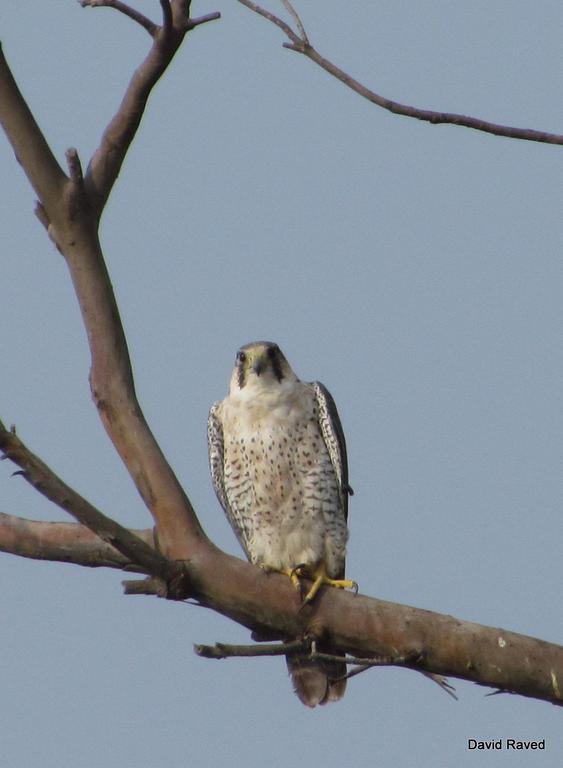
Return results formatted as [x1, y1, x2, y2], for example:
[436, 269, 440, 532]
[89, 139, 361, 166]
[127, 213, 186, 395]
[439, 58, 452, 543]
[0, 512, 152, 571]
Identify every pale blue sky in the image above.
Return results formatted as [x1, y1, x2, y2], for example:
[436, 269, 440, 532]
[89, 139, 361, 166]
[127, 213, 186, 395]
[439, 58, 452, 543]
[2, 2, 563, 766]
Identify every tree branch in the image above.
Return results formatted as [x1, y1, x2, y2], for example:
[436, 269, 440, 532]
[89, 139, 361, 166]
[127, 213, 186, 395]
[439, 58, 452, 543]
[0, 420, 175, 579]
[279, 0, 308, 44]
[186, 12, 222, 30]
[80, 0, 158, 36]
[194, 638, 458, 697]
[83, 0, 220, 216]
[194, 638, 403, 666]
[236, 0, 563, 146]
[194, 638, 309, 658]
[0, 18, 211, 560]
[184, 552, 563, 706]
[0, 512, 153, 571]
[0, 44, 67, 208]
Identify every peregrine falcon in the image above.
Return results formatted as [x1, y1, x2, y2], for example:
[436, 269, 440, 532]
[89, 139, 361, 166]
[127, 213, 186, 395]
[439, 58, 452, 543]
[208, 341, 354, 706]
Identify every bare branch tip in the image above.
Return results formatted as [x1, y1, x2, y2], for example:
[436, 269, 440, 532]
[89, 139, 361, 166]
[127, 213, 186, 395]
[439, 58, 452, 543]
[159, 0, 172, 30]
[186, 12, 221, 30]
[279, 0, 308, 43]
[65, 148, 84, 183]
[34, 201, 50, 230]
[237, 0, 300, 44]
[80, 0, 157, 36]
[122, 576, 168, 596]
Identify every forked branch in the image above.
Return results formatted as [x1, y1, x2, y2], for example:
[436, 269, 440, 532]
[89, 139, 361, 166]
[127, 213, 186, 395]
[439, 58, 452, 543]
[0, 3, 214, 559]
[80, 0, 159, 35]
[237, 0, 563, 146]
[82, 0, 220, 216]
[0, 420, 173, 578]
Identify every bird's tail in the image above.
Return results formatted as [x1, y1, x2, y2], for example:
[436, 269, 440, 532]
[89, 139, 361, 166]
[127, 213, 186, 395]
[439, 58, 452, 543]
[286, 648, 347, 707]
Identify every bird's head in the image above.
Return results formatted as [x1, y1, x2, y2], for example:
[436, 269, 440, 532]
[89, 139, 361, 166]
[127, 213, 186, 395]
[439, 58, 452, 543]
[229, 341, 297, 393]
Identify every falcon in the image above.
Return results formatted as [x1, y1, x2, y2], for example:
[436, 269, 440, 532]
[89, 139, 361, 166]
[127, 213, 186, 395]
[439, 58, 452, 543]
[207, 341, 354, 706]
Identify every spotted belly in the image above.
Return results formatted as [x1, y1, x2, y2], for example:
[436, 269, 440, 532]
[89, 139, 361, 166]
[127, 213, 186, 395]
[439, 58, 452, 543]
[222, 418, 348, 577]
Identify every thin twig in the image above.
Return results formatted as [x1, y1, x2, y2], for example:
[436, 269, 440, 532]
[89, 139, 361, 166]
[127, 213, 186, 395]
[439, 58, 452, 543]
[185, 12, 221, 31]
[237, 0, 300, 45]
[194, 640, 458, 698]
[79, 0, 157, 36]
[122, 575, 168, 596]
[196, 640, 403, 667]
[80, 0, 205, 215]
[279, 0, 308, 44]
[194, 639, 308, 658]
[65, 148, 84, 184]
[237, 0, 563, 146]
[424, 674, 458, 700]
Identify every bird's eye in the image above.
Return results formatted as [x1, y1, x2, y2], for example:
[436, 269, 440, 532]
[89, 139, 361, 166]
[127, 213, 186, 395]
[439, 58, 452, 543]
[237, 351, 246, 364]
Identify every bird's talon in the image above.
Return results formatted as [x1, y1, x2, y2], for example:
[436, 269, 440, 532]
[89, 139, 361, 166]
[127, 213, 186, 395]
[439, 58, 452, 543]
[287, 564, 307, 591]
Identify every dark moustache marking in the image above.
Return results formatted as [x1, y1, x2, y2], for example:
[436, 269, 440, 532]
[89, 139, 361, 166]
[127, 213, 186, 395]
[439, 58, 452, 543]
[236, 356, 246, 389]
[268, 345, 284, 382]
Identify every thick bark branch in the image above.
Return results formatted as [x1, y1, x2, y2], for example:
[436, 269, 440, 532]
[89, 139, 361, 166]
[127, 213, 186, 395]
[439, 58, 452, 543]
[182, 549, 563, 707]
[118, 542, 563, 706]
[237, 0, 563, 146]
[0, 512, 153, 571]
[2, 486, 559, 706]
[64, 216, 207, 557]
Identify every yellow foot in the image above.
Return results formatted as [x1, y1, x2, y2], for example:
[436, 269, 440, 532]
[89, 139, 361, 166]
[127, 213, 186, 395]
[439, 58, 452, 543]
[258, 562, 358, 603]
[302, 563, 358, 604]
[287, 564, 307, 591]
[258, 563, 305, 592]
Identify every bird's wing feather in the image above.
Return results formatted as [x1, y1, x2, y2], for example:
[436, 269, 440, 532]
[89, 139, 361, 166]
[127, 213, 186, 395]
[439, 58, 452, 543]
[207, 403, 251, 560]
[311, 381, 352, 522]
[207, 403, 229, 512]
[207, 403, 251, 558]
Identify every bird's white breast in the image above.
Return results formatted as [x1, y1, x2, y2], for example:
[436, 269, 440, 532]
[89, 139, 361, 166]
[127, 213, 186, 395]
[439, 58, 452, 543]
[218, 379, 346, 576]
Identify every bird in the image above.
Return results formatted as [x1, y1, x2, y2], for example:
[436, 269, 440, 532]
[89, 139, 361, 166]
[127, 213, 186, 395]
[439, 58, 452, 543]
[207, 341, 354, 706]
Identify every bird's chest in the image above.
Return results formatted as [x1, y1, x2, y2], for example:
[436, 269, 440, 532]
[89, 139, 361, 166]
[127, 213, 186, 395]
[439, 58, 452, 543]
[222, 390, 332, 506]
